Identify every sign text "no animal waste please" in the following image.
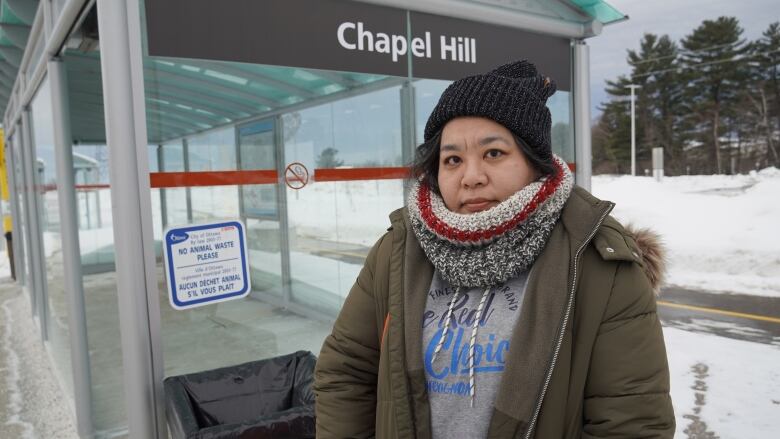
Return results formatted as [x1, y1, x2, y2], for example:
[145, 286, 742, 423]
[164, 221, 251, 310]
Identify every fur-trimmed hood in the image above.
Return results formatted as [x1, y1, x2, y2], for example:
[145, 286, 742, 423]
[625, 225, 667, 295]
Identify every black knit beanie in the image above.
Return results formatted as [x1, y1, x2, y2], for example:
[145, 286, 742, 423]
[423, 60, 556, 163]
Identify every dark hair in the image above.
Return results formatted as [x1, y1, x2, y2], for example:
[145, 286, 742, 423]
[410, 131, 557, 196]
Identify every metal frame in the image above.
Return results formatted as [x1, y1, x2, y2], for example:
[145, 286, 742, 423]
[235, 116, 290, 302]
[21, 106, 49, 335]
[11, 122, 32, 292]
[4, 133, 24, 287]
[0, 3, 103, 436]
[273, 115, 293, 307]
[49, 54, 95, 439]
[95, 0, 166, 437]
[4, 0, 90, 137]
[400, 78, 416, 201]
[235, 125, 245, 221]
[572, 40, 592, 190]
[182, 138, 193, 223]
[157, 144, 167, 228]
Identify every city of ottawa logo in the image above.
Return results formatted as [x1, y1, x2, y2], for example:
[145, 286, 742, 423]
[168, 231, 189, 245]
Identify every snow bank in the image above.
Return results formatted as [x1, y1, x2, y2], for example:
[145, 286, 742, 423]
[592, 170, 780, 297]
[665, 326, 780, 438]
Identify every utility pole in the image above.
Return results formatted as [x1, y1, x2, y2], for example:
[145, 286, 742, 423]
[626, 84, 641, 176]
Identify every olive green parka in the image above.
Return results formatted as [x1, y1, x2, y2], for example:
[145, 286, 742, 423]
[314, 187, 675, 438]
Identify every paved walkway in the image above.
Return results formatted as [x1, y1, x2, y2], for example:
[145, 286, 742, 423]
[0, 278, 78, 439]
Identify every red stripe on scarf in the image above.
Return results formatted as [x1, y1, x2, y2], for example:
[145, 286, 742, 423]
[418, 160, 565, 243]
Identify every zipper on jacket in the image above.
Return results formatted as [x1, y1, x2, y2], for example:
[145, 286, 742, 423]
[523, 204, 613, 439]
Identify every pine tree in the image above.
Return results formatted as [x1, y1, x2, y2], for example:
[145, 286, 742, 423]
[751, 22, 780, 166]
[315, 147, 344, 168]
[592, 99, 631, 173]
[680, 17, 748, 174]
[599, 33, 687, 174]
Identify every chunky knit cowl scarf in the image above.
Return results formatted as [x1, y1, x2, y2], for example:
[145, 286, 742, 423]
[408, 155, 574, 289]
[409, 154, 573, 407]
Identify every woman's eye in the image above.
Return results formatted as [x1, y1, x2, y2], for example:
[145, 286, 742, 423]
[443, 156, 461, 166]
[486, 149, 504, 159]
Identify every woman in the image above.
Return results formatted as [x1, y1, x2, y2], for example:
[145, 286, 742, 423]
[314, 60, 675, 438]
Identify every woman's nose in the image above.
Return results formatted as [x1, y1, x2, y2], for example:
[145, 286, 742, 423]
[461, 160, 488, 188]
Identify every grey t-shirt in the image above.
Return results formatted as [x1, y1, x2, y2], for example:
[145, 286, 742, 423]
[422, 270, 528, 439]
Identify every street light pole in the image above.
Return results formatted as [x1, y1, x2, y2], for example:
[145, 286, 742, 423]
[626, 84, 641, 176]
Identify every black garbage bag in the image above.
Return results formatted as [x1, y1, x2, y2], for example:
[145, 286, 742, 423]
[164, 350, 317, 439]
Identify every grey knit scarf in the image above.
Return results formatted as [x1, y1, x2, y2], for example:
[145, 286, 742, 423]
[408, 155, 574, 289]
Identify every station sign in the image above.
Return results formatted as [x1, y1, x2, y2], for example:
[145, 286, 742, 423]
[145, 0, 571, 90]
[163, 220, 251, 310]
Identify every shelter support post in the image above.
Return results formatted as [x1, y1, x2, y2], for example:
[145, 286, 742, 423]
[573, 40, 592, 191]
[49, 56, 95, 438]
[96, 0, 166, 437]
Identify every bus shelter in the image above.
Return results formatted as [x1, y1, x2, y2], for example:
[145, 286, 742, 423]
[0, 0, 624, 437]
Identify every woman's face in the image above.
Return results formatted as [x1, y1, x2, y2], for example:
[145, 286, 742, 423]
[437, 117, 539, 214]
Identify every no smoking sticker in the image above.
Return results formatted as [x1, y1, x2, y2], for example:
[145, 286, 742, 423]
[285, 162, 309, 189]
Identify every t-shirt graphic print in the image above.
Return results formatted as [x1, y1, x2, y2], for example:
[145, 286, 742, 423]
[422, 270, 528, 439]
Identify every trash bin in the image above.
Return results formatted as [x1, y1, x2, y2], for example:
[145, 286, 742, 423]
[164, 350, 317, 439]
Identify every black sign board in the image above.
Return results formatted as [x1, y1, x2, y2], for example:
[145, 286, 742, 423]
[145, 0, 571, 90]
[408, 12, 571, 90]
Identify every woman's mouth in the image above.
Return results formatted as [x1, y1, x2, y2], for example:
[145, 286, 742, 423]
[461, 198, 495, 213]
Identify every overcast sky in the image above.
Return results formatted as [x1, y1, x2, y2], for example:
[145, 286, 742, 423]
[588, 0, 779, 117]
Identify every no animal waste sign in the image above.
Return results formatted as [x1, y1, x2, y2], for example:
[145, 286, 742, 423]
[163, 221, 251, 310]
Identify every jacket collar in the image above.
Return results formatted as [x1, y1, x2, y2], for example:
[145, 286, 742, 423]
[388, 186, 614, 438]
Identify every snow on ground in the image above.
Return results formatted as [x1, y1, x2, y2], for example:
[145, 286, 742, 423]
[0, 285, 78, 438]
[249, 248, 361, 303]
[0, 246, 9, 280]
[592, 168, 780, 297]
[287, 179, 405, 247]
[664, 326, 780, 438]
[74, 171, 780, 298]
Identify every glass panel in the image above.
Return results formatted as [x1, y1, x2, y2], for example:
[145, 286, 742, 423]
[548, 90, 575, 163]
[149, 145, 164, 256]
[283, 85, 405, 315]
[188, 127, 240, 223]
[141, 54, 406, 384]
[11, 133, 29, 287]
[63, 47, 129, 434]
[238, 120, 283, 297]
[71, 144, 115, 268]
[415, 79, 451, 144]
[161, 140, 185, 171]
[187, 127, 236, 172]
[31, 77, 74, 398]
[160, 140, 188, 227]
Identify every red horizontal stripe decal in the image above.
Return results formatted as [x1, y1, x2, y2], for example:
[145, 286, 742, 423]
[150, 170, 278, 188]
[314, 167, 410, 182]
[49, 164, 577, 190]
